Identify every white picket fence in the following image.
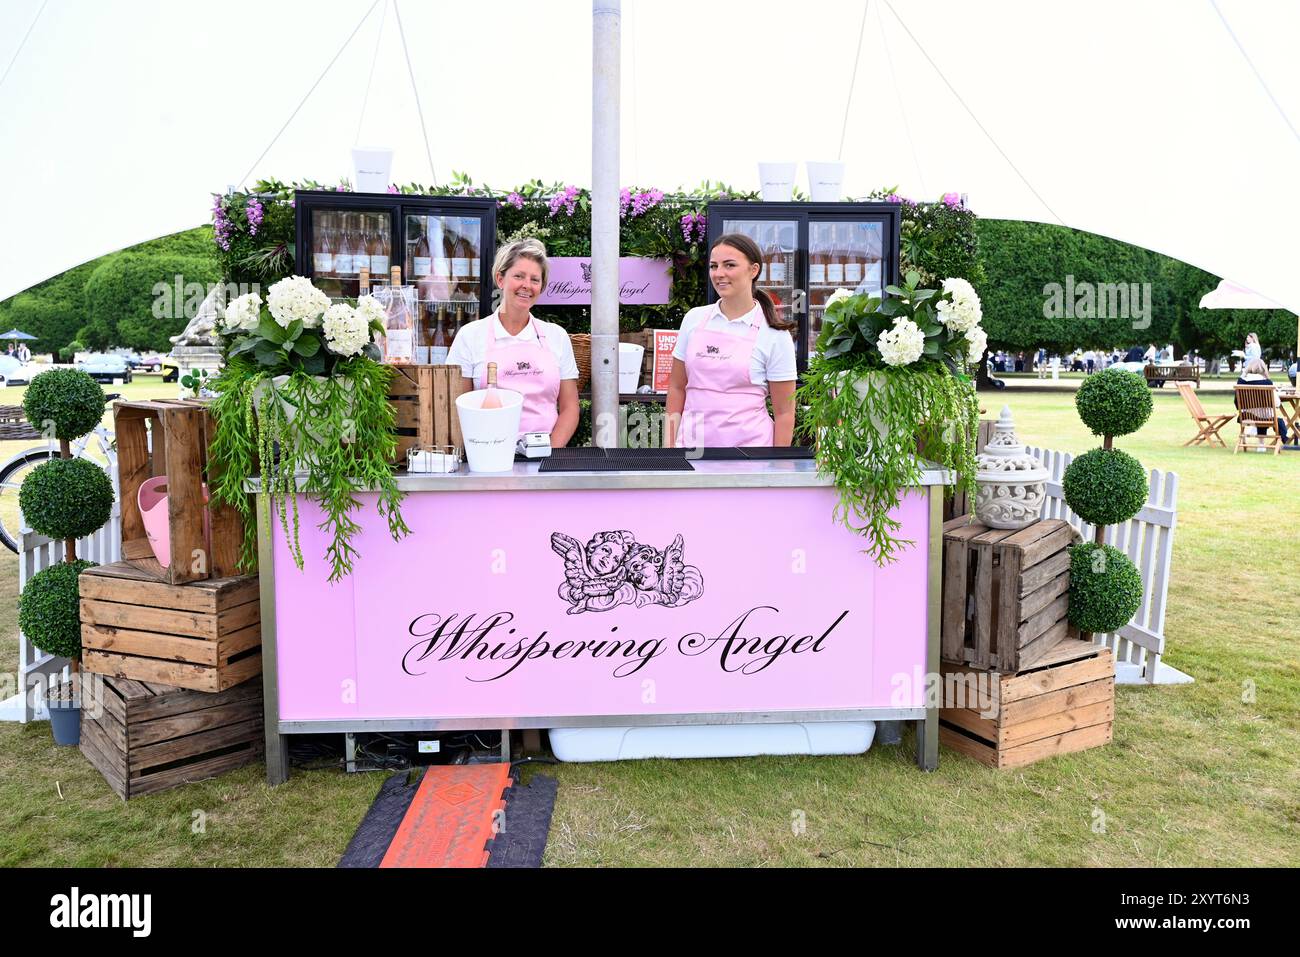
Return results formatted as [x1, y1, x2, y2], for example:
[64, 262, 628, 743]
[4, 505, 122, 724]
[1028, 445, 1180, 684]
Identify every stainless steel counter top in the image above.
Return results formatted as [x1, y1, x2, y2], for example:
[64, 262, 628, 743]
[247, 457, 954, 492]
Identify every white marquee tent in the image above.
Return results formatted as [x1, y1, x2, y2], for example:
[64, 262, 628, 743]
[1, 0, 1298, 312]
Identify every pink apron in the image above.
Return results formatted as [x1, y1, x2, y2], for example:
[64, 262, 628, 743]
[481, 314, 561, 436]
[676, 311, 774, 447]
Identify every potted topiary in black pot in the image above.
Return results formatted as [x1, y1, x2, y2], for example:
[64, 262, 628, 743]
[18, 368, 108, 745]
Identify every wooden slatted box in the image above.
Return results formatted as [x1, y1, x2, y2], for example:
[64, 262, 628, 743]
[387, 364, 469, 463]
[942, 517, 1091, 673]
[79, 562, 261, 693]
[115, 399, 245, 584]
[80, 675, 263, 799]
[939, 647, 1114, 769]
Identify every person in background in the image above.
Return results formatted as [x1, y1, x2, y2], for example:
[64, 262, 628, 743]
[1244, 332, 1262, 366]
[5, 343, 12, 356]
[665, 233, 797, 448]
[1143, 342, 1157, 363]
[1084, 349, 1096, 374]
[1015, 351, 1024, 373]
[16, 342, 30, 363]
[446, 238, 580, 447]
[1287, 356, 1298, 387]
[1236, 358, 1290, 445]
[1036, 346, 1047, 378]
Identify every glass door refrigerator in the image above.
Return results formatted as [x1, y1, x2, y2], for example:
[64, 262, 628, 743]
[295, 191, 497, 363]
[705, 201, 901, 371]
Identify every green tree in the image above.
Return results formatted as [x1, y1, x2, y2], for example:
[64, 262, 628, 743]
[82, 252, 221, 351]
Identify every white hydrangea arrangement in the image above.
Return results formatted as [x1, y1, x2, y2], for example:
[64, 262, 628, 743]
[813, 270, 987, 374]
[218, 275, 383, 375]
[877, 318, 926, 367]
[266, 276, 331, 329]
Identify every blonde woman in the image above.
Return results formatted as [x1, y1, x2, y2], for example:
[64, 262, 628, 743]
[446, 238, 580, 446]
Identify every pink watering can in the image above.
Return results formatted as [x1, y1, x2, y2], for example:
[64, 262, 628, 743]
[138, 476, 212, 569]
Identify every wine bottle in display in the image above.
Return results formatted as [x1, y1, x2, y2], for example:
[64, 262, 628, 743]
[767, 227, 786, 285]
[431, 220, 451, 285]
[826, 225, 845, 285]
[844, 224, 864, 287]
[334, 214, 356, 277]
[430, 303, 450, 365]
[359, 266, 371, 296]
[457, 221, 478, 293]
[369, 215, 391, 275]
[382, 266, 414, 364]
[467, 220, 481, 286]
[412, 219, 432, 278]
[481, 361, 503, 409]
[809, 223, 827, 285]
[313, 213, 336, 276]
[755, 226, 767, 283]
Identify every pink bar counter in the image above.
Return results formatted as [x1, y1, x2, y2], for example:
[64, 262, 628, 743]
[254, 458, 948, 783]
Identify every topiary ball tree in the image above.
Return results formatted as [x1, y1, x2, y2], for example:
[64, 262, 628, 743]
[22, 368, 105, 442]
[1075, 368, 1152, 438]
[1061, 448, 1148, 528]
[18, 559, 96, 659]
[1067, 543, 1143, 634]
[1063, 369, 1153, 635]
[19, 458, 115, 540]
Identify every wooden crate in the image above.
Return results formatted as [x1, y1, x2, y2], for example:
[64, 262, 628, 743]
[79, 562, 261, 693]
[387, 364, 469, 463]
[80, 674, 263, 799]
[942, 517, 1092, 673]
[114, 399, 245, 584]
[939, 647, 1114, 769]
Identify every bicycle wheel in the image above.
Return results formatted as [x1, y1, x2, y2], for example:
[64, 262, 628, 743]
[0, 448, 59, 553]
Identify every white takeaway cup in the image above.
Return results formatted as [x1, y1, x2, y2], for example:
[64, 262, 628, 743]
[806, 161, 846, 202]
[455, 388, 524, 472]
[351, 146, 394, 194]
[618, 343, 645, 394]
[757, 162, 797, 202]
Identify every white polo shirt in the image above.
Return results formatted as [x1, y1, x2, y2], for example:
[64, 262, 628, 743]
[672, 302, 798, 386]
[446, 311, 580, 383]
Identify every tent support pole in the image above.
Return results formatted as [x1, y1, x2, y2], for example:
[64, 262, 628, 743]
[591, 0, 621, 447]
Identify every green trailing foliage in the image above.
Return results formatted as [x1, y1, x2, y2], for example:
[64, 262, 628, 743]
[1075, 368, 1153, 437]
[208, 354, 409, 583]
[798, 359, 978, 563]
[1062, 448, 1148, 529]
[22, 368, 105, 441]
[19, 458, 115, 541]
[1067, 543, 1143, 634]
[18, 560, 96, 660]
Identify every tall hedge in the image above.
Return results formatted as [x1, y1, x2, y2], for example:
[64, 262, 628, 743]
[82, 251, 221, 351]
[0, 226, 216, 355]
[977, 218, 1295, 358]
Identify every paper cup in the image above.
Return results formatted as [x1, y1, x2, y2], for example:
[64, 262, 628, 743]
[618, 343, 645, 394]
[456, 388, 523, 472]
[351, 146, 394, 194]
[807, 161, 846, 202]
[757, 162, 797, 202]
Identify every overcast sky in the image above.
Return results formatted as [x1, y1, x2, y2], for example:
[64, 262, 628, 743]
[2, 0, 1298, 308]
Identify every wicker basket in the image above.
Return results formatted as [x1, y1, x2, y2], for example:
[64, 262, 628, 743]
[570, 334, 591, 392]
[0, 405, 43, 441]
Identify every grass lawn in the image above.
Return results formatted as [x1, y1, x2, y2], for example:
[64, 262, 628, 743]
[0, 379, 1295, 867]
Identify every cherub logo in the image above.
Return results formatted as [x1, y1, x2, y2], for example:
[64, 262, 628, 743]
[580, 262, 593, 283]
[550, 530, 704, 614]
[517, 361, 531, 371]
[705, 345, 720, 355]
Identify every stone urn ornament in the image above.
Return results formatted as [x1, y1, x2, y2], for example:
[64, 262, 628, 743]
[974, 406, 1049, 529]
